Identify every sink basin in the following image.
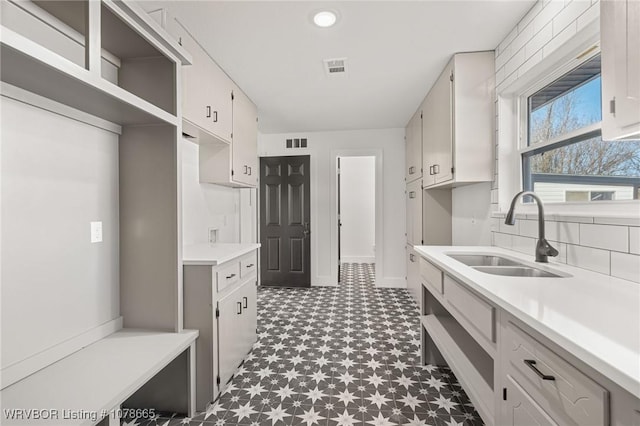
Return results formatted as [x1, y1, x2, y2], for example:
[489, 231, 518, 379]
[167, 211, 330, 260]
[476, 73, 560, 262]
[447, 253, 570, 278]
[448, 254, 523, 267]
[472, 266, 564, 278]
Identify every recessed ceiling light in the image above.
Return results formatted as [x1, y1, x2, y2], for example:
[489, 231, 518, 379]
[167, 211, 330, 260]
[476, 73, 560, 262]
[313, 11, 337, 28]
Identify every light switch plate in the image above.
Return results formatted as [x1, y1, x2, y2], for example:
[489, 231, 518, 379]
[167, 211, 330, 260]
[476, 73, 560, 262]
[91, 221, 103, 243]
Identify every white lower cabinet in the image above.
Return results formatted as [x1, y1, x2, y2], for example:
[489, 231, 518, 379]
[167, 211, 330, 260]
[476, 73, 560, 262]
[218, 278, 257, 387]
[503, 375, 558, 426]
[418, 253, 638, 426]
[184, 250, 258, 410]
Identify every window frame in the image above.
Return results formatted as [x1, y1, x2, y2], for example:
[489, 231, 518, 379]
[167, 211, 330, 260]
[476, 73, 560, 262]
[516, 49, 639, 205]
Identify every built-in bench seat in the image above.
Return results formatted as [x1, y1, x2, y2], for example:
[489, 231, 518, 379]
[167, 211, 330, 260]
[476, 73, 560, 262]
[0, 329, 199, 426]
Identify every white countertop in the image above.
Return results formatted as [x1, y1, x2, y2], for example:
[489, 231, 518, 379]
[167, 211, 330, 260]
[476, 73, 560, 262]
[414, 245, 640, 399]
[183, 243, 260, 266]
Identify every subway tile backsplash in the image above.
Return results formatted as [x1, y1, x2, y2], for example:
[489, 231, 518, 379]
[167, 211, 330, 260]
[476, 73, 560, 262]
[492, 214, 639, 284]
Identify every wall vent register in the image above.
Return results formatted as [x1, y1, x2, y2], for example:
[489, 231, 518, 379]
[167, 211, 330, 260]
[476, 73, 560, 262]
[324, 58, 347, 76]
[286, 138, 308, 148]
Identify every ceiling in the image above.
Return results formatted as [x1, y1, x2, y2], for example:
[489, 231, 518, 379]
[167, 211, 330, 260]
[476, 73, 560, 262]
[140, 1, 535, 134]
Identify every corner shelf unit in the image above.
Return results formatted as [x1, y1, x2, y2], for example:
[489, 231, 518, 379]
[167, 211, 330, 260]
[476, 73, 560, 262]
[1, 0, 195, 415]
[0, 0, 189, 126]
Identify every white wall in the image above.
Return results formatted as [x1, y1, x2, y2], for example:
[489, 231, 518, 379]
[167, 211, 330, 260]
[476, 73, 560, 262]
[181, 139, 240, 245]
[340, 156, 375, 263]
[1, 94, 119, 369]
[258, 128, 405, 287]
[452, 182, 492, 246]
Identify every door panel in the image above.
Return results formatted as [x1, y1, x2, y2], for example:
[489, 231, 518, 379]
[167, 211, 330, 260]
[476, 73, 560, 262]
[260, 156, 311, 287]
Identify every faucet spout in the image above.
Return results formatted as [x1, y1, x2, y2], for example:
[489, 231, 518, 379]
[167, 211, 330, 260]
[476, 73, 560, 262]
[505, 191, 558, 263]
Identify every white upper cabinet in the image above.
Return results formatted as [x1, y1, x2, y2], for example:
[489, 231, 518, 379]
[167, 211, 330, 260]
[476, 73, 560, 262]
[405, 109, 422, 183]
[231, 87, 258, 187]
[601, 0, 640, 140]
[421, 52, 494, 189]
[167, 17, 258, 188]
[172, 21, 233, 144]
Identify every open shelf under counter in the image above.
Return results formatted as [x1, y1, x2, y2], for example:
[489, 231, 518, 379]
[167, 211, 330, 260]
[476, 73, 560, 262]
[422, 314, 495, 425]
[0, 27, 178, 126]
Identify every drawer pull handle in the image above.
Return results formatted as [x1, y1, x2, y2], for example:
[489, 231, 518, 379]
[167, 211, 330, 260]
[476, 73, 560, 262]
[524, 360, 555, 381]
[243, 296, 248, 309]
[237, 302, 242, 314]
[226, 273, 236, 280]
[246, 264, 254, 268]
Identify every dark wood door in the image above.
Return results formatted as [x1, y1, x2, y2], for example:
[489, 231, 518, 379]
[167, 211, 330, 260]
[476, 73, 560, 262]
[259, 155, 311, 287]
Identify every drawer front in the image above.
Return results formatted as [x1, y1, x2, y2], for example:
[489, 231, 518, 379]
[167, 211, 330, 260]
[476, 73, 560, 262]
[216, 261, 240, 293]
[240, 252, 257, 278]
[420, 257, 443, 294]
[444, 275, 494, 344]
[504, 321, 608, 426]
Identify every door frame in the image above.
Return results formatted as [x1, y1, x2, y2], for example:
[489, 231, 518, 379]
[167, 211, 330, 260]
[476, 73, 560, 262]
[330, 149, 383, 286]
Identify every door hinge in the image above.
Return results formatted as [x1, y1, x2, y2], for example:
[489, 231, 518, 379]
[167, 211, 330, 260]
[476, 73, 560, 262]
[215, 307, 220, 318]
[231, 169, 234, 176]
[231, 91, 235, 101]
[503, 387, 507, 401]
[421, 239, 424, 244]
[451, 167, 455, 174]
[216, 375, 221, 385]
[610, 98, 616, 115]
[420, 112, 423, 119]
[449, 71, 454, 82]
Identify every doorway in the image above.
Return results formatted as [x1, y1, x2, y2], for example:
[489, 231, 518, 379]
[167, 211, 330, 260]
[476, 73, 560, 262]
[259, 155, 311, 287]
[338, 156, 376, 282]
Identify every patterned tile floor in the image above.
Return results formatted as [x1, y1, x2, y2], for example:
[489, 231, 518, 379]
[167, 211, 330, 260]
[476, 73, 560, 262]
[125, 263, 483, 426]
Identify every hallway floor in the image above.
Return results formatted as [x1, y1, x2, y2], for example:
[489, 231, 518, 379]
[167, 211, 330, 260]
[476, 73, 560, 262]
[126, 263, 482, 426]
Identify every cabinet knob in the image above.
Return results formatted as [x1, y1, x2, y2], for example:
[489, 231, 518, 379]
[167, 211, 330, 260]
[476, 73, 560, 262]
[409, 191, 416, 199]
[213, 110, 218, 122]
[246, 264, 254, 268]
[243, 296, 248, 309]
[434, 164, 440, 174]
[206, 106, 211, 118]
[409, 166, 415, 174]
[524, 359, 555, 381]
[409, 254, 415, 262]
[226, 273, 236, 280]
[236, 302, 242, 315]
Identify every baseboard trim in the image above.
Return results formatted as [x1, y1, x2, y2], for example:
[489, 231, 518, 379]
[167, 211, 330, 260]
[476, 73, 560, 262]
[375, 277, 406, 288]
[340, 256, 375, 263]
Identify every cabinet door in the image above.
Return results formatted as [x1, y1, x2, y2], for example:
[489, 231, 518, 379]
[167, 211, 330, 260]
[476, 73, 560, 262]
[432, 61, 454, 185]
[173, 22, 211, 133]
[208, 61, 234, 143]
[231, 88, 258, 187]
[421, 62, 453, 187]
[601, 0, 640, 140]
[406, 179, 422, 245]
[503, 375, 558, 426]
[239, 278, 257, 356]
[217, 285, 247, 388]
[405, 109, 422, 182]
[406, 246, 420, 305]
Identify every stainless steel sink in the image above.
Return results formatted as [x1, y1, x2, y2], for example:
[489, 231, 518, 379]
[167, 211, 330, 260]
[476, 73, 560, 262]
[447, 253, 569, 278]
[448, 254, 523, 267]
[471, 266, 564, 278]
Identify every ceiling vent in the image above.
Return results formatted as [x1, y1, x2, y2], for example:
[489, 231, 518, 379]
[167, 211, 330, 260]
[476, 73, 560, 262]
[324, 58, 347, 76]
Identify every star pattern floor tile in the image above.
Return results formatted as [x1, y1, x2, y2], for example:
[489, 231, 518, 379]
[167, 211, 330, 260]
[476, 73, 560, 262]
[124, 263, 483, 426]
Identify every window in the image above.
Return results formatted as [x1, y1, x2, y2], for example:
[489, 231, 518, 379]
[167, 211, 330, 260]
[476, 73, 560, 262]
[521, 54, 640, 203]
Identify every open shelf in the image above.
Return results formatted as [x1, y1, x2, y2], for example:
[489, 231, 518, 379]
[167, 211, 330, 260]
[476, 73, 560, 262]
[101, 2, 176, 116]
[422, 314, 495, 425]
[1, 27, 177, 126]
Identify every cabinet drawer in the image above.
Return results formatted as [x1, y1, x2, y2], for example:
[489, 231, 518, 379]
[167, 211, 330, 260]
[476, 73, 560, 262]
[504, 321, 608, 426]
[240, 252, 257, 278]
[216, 261, 240, 293]
[420, 257, 443, 294]
[444, 275, 494, 344]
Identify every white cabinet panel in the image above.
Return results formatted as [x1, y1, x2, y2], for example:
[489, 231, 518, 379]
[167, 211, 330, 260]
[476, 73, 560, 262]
[231, 87, 258, 187]
[405, 109, 422, 183]
[406, 179, 422, 246]
[601, 0, 640, 140]
[503, 375, 558, 426]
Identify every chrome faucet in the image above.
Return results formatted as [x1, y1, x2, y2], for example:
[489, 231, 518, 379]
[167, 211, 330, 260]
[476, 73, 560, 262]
[505, 191, 558, 263]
